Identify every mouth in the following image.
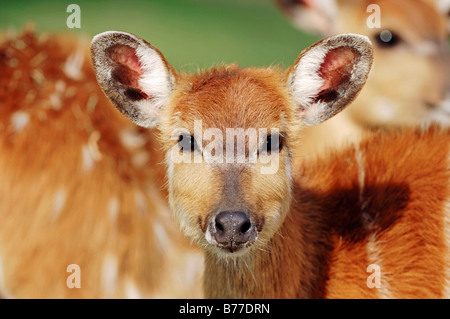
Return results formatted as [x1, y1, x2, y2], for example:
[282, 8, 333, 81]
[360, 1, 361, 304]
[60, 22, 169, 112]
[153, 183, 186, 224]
[204, 211, 258, 254]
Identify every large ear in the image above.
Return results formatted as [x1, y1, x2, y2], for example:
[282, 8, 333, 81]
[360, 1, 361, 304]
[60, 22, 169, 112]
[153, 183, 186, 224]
[274, 0, 337, 36]
[91, 31, 175, 128]
[287, 34, 373, 127]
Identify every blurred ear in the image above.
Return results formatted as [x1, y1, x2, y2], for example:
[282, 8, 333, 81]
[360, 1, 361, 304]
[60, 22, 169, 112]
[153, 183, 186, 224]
[287, 34, 373, 127]
[274, 0, 337, 35]
[91, 31, 176, 128]
[435, 0, 450, 34]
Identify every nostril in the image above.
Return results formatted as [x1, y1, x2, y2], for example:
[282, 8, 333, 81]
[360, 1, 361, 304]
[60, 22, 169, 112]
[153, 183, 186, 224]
[215, 220, 224, 232]
[214, 211, 251, 236]
[240, 219, 251, 234]
[212, 211, 256, 251]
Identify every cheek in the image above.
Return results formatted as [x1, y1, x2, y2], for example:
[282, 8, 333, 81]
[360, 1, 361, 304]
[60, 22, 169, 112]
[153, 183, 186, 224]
[246, 155, 291, 233]
[168, 161, 222, 235]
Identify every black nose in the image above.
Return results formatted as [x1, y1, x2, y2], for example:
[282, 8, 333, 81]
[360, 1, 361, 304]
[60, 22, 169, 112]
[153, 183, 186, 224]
[213, 211, 255, 251]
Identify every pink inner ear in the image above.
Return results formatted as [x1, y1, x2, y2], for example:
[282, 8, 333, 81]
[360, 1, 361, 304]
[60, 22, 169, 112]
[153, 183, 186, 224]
[318, 47, 358, 92]
[107, 45, 149, 100]
[111, 45, 143, 73]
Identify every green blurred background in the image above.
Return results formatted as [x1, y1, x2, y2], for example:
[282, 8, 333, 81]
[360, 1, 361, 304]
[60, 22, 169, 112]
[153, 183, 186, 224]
[0, 0, 319, 71]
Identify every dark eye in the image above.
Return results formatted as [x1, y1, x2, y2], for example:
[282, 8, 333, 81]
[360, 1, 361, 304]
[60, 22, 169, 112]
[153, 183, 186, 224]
[178, 134, 198, 152]
[374, 30, 401, 48]
[262, 134, 283, 153]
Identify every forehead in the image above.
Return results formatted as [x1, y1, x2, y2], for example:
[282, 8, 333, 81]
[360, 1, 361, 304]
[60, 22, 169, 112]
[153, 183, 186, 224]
[171, 66, 291, 132]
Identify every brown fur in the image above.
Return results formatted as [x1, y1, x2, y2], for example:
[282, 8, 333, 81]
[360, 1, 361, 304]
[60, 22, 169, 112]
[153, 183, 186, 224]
[0, 28, 203, 298]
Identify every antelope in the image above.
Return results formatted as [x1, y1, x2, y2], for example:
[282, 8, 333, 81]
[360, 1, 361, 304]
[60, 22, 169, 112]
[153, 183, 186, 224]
[91, 31, 450, 298]
[274, 0, 450, 156]
[0, 28, 203, 298]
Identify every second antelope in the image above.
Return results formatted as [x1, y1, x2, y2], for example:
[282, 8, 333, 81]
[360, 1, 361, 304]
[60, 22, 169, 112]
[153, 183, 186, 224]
[275, 0, 450, 156]
[91, 31, 450, 298]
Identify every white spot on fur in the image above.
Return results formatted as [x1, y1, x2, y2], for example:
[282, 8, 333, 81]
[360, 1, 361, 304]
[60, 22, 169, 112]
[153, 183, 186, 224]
[49, 92, 62, 110]
[120, 129, 146, 149]
[153, 220, 171, 253]
[132, 151, 150, 167]
[30, 52, 47, 67]
[10, 111, 30, 133]
[88, 131, 102, 160]
[82, 145, 94, 172]
[7, 57, 18, 68]
[374, 98, 395, 122]
[134, 191, 147, 215]
[63, 48, 84, 80]
[101, 254, 118, 296]
[52, 188, 66, 221]
[86, 95, 98, 113]
[355, 143, 365, 197]
[48, 80, 66, 110]
[173, 251, 204, 290]
[31, 69, 45, 85]
[13, 39, 26, 50]
[125, 279, 142, 299]
[356, 145, 393, 299]
[107, 197, 120, 224]
[365, 233, 393, 299]
[82, 131, 102, 172]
